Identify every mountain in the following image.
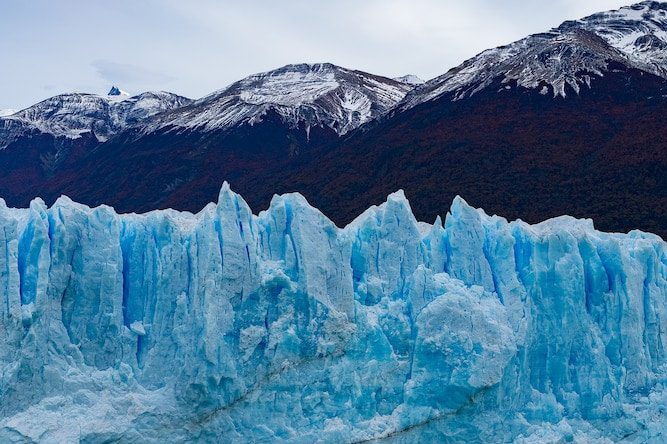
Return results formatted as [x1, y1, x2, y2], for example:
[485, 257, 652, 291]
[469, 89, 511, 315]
[0, 64, 416, 215]
[139, 63, 414, 137]
[1, 185, 666, 442]
[401, 1, 667, 108]
[0, 90, 193, 210]
[242, 1, 667, 238]
[0, 89, 191, 148]
[0, 109, 15, 117]
[0, 65, 413, 151]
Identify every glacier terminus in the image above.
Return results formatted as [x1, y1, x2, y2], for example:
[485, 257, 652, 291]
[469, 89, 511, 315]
[0, 183, 666, 443]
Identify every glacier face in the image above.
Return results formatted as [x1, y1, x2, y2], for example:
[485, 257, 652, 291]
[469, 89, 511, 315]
[0, 184, 666, 443]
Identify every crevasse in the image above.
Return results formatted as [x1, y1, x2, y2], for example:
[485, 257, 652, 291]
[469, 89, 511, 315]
[1, 183, 666, 443]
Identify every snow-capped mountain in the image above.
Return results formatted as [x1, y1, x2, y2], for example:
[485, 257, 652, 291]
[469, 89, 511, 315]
[401, 1, 667, 108]
[0, 65, 415, 149]
[141, 63, 414, 137]
[0, 109, 15, 117]
[393, 74, 425, 85]
[0, 89, 191, 148]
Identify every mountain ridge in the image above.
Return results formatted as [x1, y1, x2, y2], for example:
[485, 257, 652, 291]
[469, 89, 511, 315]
[399, 0, 667, 109]
[136, 63, 415, 138]
[4, 1, 667, 147]
[0, 90, 192, 149]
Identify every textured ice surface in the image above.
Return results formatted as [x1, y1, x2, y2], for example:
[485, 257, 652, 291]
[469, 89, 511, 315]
[1, 185, 666, 443]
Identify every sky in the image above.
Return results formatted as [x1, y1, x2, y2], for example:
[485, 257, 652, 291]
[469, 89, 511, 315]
[0, 0, 632, 110]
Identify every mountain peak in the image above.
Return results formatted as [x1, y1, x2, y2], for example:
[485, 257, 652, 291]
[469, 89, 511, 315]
[108, 86, 129, 97]
[394, 75, 425, 86]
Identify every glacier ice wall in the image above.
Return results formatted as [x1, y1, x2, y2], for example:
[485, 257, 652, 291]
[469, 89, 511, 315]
[1, 183, 666, 443]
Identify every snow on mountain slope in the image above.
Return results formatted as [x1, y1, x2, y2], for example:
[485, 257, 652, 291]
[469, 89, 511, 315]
[0, 90, 191, 149]
[0, 110, 15, 117]
[142, 63, 414, 137]
[401, 1, 667, 107]
[573, 1, 667, 74]
[0, 184, 666, 442]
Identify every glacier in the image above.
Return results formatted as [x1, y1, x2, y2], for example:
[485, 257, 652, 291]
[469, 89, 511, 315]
[1, 183, 666, 443]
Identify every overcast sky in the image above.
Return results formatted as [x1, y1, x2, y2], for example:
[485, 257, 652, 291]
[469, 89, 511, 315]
[1, 0, 632, 110]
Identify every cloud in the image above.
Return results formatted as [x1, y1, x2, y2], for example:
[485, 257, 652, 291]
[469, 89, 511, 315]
[91, 60, 175, 87]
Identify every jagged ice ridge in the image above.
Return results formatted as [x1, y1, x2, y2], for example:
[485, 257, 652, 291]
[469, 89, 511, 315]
[0, 184, 666, 442]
